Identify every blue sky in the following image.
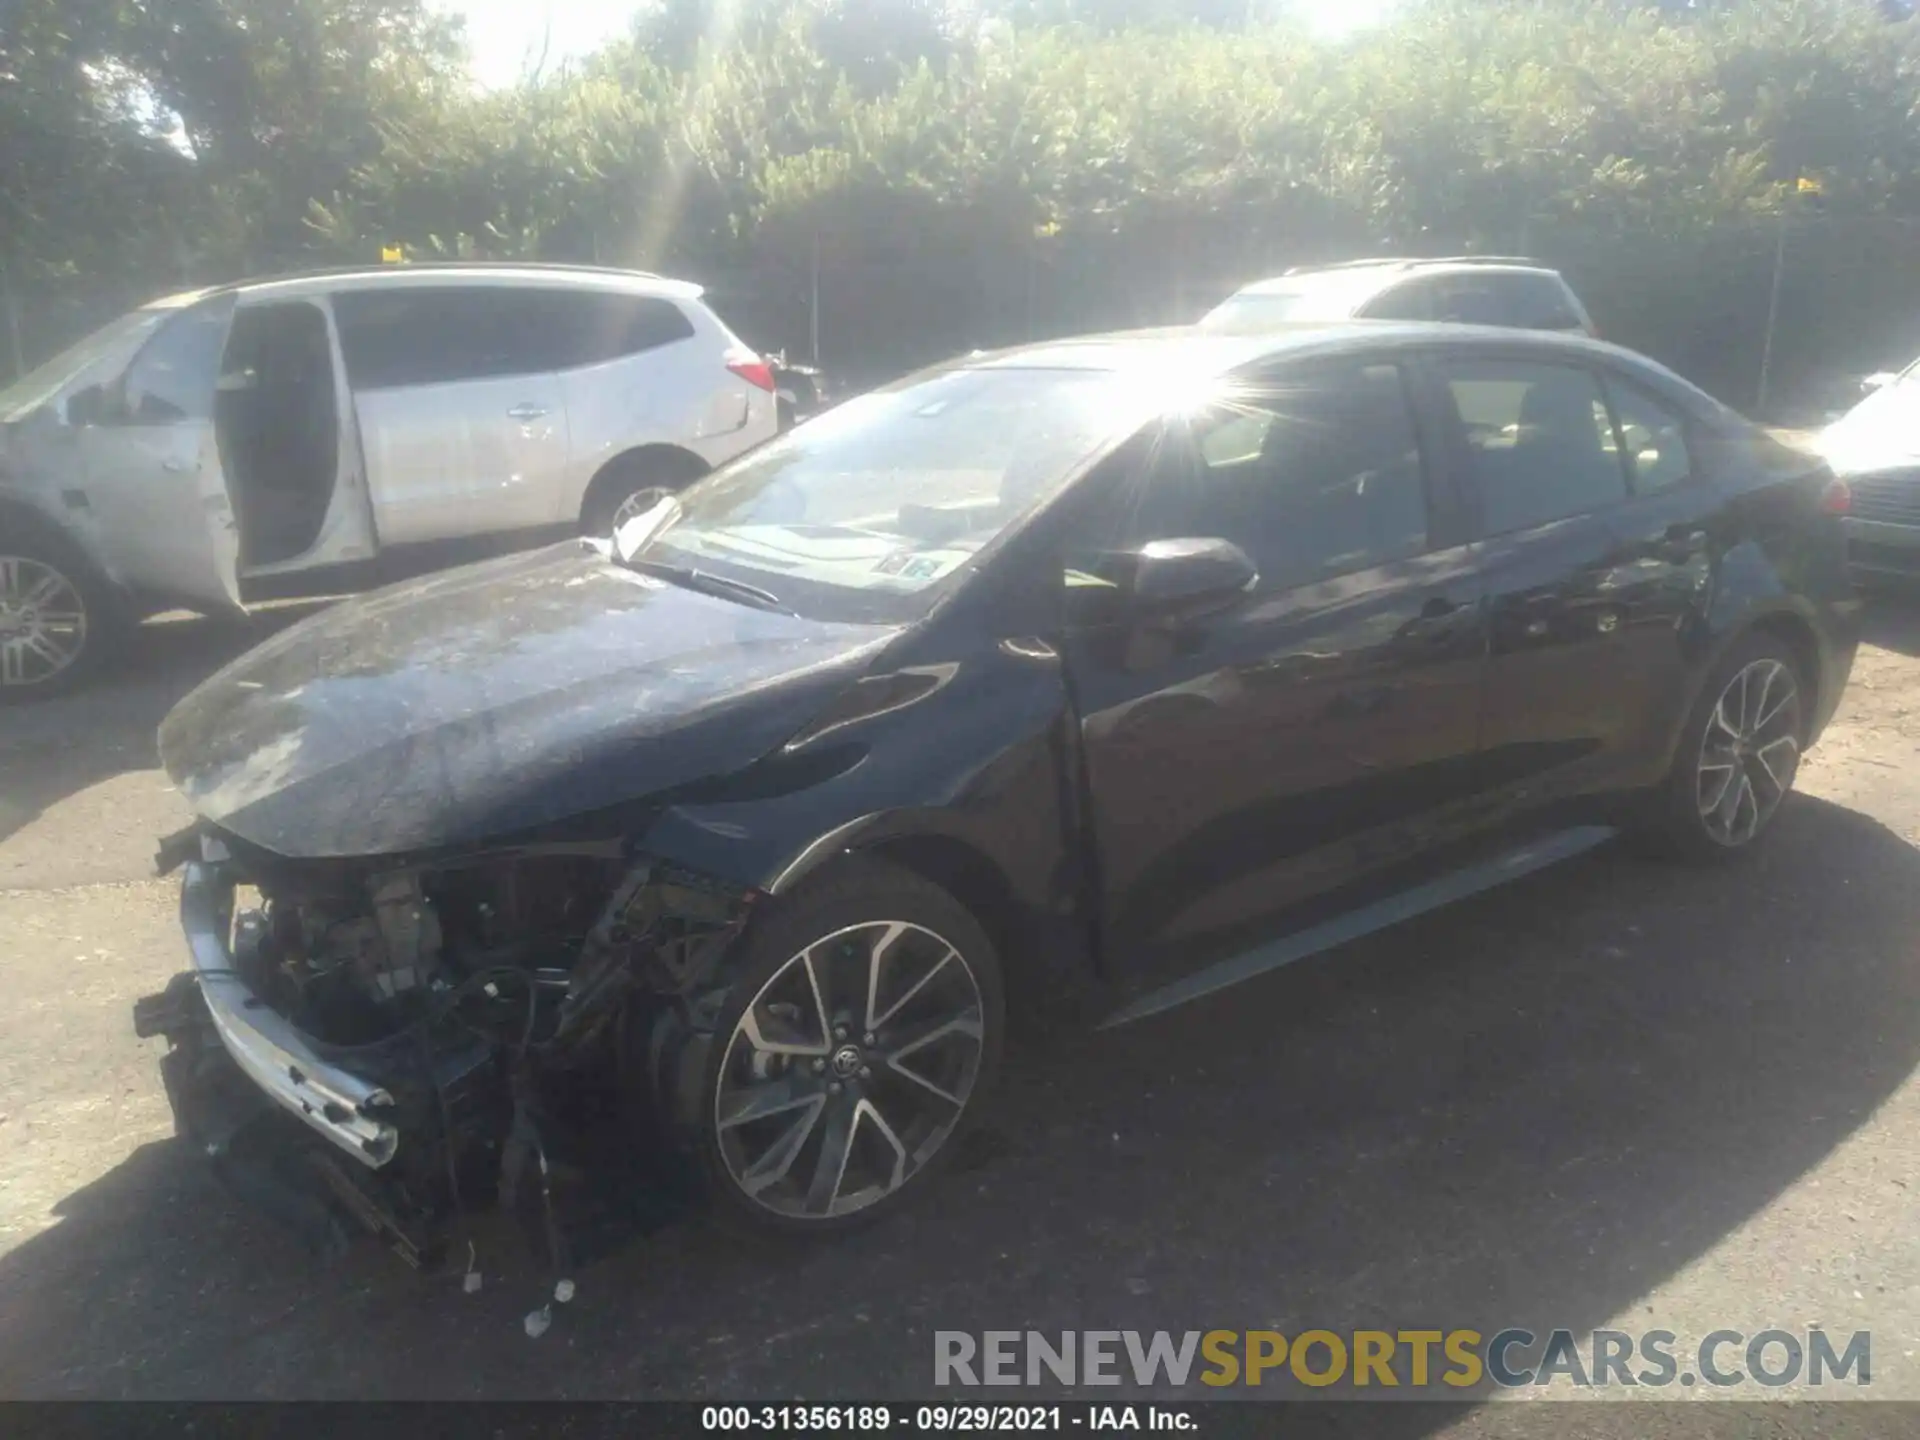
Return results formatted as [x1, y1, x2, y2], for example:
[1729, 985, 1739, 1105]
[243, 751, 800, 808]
[438, 0, 1396, 89]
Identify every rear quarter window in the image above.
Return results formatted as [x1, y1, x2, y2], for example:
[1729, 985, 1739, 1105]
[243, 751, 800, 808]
[539, 293, 697, 369]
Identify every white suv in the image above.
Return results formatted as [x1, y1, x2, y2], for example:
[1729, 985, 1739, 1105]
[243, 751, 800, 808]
[0, 264, 778, 698]
[1200, 257, 1598, 335]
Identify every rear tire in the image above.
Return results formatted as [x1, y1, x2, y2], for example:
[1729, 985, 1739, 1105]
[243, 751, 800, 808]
[690, 858, 1005, 1238]
[1635, 633, 1808, 862]
[580, 451, 708, 538]
[0, 521, 124, 703]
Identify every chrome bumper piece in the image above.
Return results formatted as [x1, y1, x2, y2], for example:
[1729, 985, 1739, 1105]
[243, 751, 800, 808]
[179, 861, 400, 1168]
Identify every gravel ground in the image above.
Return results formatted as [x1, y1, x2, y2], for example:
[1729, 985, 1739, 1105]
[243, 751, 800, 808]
[3, 599, 1920, 1426]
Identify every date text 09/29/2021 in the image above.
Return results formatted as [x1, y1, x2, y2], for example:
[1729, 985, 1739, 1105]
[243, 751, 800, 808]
[701, 1406, 1193, 1432]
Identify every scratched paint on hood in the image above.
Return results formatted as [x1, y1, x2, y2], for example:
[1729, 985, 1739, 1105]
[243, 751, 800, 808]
[158, 541, 900, 858]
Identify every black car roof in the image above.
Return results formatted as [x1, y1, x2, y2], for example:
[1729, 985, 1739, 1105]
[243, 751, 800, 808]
[946, 322, 1737, 429]
[963, 320, 1661, 378]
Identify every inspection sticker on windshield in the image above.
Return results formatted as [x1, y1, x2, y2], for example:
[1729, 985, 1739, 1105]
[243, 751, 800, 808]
[874, 549, 964, 582]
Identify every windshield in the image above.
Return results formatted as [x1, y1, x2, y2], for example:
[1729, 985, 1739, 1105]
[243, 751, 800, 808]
[0, 301, 192, 423]
[1198, 275, 1387, 331]
[626, 365, 1148, 624]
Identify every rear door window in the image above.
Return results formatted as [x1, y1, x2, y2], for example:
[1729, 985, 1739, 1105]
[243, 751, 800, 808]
[1431, 279, 1511, 326]
[335, 287, 558, 389]
[1501, 274, 1585, 330]
[1359, 279, 1439, 322]
[1601, 377, 1694, 494]
[1439, 359, 1628, 534]
[1433, 274, 1582, 331]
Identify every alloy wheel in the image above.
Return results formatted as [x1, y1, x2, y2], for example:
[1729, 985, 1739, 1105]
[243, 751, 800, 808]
[0, 555, 88, 690]
[1696, 657, 1800, 847]
[609, 486, 672, 534]
[713, 920, 987, 1221]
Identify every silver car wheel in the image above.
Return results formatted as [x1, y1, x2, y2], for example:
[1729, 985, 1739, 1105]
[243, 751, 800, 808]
[608, 486, 672, 534]
[1696, 657, 1800, 847]
[713, 920, 987, 1221]
[0, 554, 88, 690]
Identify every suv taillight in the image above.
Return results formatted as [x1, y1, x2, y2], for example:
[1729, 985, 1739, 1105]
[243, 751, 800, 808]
[726, 347, 776, 392]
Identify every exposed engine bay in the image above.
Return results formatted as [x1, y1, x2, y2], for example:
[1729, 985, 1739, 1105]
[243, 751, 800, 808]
[137, 821, 759, 1276]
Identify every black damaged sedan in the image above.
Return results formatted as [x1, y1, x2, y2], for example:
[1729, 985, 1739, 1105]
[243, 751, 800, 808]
[137, 323, 1860, 1258]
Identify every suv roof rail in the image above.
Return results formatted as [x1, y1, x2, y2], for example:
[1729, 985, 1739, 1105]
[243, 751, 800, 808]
[203, 260, 673, 293]
[1280, 255, 1549, 276]
[1281, 258, 1421, 275]
[1416, 255, 1550, 268]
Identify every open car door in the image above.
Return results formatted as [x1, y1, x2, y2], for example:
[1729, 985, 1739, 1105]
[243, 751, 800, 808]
[216, 296, 378, 583]
[75, 293, 246, 613]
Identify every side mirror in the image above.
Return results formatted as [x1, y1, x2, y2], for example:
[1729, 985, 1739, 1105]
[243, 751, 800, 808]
[1071, 537, 1258, 622]
[1862, 372, 1899, 395]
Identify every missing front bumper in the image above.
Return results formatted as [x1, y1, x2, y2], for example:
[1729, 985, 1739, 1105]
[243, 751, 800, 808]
[170, 859, 402, 1167]
[133, 971, 433, 1262]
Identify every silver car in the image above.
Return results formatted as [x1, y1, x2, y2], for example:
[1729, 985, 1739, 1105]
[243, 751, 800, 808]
[0, 263, 779, 698]
[1819, 361, 1920, 585]
[1200, 257, 1598, 336]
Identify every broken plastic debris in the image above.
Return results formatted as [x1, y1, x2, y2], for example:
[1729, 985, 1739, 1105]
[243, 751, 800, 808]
[525, 1305, 552, 1339]
[554, 1278, 576, 1304]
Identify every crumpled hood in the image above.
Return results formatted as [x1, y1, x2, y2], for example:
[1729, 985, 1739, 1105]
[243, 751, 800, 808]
[158, 542, 899, 858]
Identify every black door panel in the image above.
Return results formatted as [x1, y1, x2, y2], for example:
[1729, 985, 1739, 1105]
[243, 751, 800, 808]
[1474, 514, 1638, 794]
[1059, 358, 1491, 976]
[1070, 549, 1486, 969]
[1424, 354, 1649, 804]
[1588, 380, 1725, 783]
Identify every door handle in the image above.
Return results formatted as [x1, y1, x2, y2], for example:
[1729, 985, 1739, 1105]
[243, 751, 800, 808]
[507, 404, 550, 421]
[162, 456, 195, 473]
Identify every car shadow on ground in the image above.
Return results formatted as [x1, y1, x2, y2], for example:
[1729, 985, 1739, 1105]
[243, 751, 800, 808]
[0, 604, 329, 850]
[1861, 588, 1920, 659]
[1, 795, 1916, 1421]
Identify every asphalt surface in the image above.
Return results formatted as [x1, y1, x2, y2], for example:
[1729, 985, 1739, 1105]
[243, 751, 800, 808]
[4, 599, 1920, 1427]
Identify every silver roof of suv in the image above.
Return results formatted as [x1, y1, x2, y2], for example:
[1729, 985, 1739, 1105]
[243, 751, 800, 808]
[150, 262, 707, 310]
[1238, 256, 1564, 293]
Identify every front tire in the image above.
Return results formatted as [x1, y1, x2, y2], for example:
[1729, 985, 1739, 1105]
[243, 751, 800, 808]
[694, 859, 1004, 1237]
[0, 526, 122, 703]
[580, 451, 708, 538]
[1638, 633, 1808, 861]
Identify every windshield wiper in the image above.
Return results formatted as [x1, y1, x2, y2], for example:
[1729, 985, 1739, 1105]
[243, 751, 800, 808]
[625, 558, 793, 614]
